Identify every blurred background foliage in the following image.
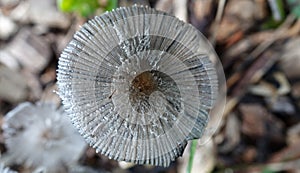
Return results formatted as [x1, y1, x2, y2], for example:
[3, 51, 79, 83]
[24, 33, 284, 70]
[57, 0, 117, 17]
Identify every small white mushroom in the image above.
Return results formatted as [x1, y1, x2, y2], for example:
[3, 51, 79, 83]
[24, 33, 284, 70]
[2, 102, 87, 173]
[0, 164, 17, 173]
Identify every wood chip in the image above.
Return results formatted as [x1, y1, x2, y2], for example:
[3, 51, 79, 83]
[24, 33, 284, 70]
[3, 28, 51, 73]
[0, 65, 28, 103]
[218, 113, 241, 153]
[240, 104, 267, 137]
[279, 38, 300, 80]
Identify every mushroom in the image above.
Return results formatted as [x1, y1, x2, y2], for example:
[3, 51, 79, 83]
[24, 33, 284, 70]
[0, 164, 17, 173]
[2, 102, 87, 173]
[57, 5, 226, 167]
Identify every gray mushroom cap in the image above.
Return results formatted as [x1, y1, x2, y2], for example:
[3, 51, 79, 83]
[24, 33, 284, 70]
[57, 5, 225, 167]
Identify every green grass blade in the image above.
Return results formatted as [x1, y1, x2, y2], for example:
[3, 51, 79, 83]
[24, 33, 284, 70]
[105, 0, 118, 11]
[187, 140, 198, 173]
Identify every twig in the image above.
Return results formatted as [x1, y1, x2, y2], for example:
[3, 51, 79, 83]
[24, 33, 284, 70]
[173, 0, 187, 22]
[210, 0, 226, 46]
[223, 14, 296, 116]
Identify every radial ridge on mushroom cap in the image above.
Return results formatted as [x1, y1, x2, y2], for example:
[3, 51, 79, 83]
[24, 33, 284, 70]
[57, 5, 226, 167]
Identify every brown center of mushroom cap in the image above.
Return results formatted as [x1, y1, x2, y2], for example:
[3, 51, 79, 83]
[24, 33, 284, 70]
[129, 71, 158, 113]
[131, 71, 158, 96]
